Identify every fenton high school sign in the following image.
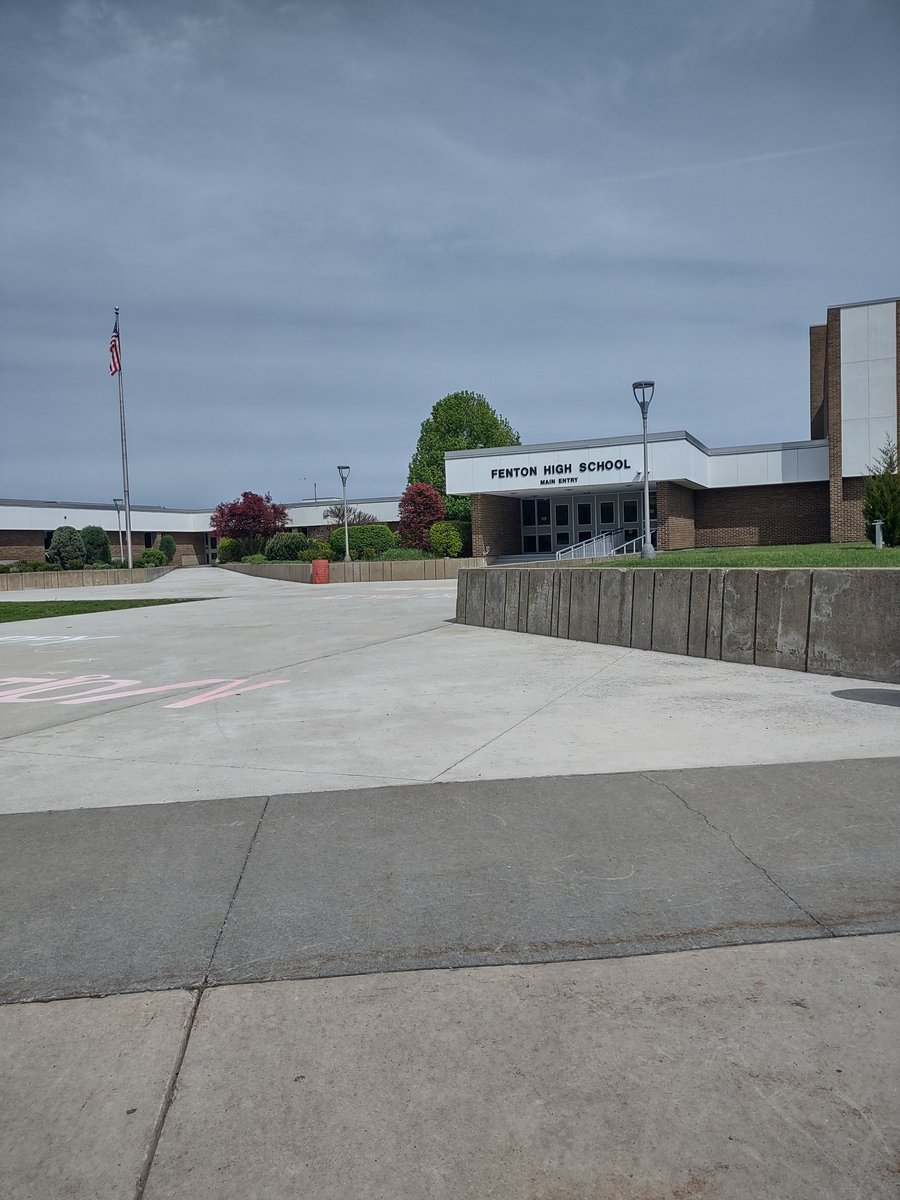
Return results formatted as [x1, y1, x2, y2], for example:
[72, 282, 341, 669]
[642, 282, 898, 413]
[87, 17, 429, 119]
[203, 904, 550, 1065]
[491, 457, 632, 487]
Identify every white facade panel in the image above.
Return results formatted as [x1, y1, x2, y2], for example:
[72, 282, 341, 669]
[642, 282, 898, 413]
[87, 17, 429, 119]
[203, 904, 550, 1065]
[840, 305, 869, 363]
[736, 453, 770, 486]
[839, 361, 868, 422]
[868, 356, 897, 418]
[867, 301, 897, 360]
[840, 419, 871, 478]
[796, 445, 829, 482]
[867, 416, 898, 466]
[769, 449, 798, 483]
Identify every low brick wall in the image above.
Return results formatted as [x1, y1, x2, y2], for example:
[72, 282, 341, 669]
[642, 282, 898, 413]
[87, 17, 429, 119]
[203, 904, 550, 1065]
[456, 567, 900, 685]
[219, 558, 485, 584]
[0, 566, 175, 591]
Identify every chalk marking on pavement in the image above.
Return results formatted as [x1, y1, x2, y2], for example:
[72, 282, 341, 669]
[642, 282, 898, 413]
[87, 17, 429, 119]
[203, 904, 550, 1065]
[0, 674, 289, 709]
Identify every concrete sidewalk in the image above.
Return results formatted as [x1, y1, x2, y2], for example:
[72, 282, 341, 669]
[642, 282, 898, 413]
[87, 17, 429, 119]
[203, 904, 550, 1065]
[3, 936, 899, 1199]
[3, 758, 899, 1003]
[1, 569, 898, 813]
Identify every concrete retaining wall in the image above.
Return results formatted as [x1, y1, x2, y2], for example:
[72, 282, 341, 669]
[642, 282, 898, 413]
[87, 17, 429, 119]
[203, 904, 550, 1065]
[456, 567, 900, 685]
[220, 557, 485, 585]
[0, 566, 174, 591]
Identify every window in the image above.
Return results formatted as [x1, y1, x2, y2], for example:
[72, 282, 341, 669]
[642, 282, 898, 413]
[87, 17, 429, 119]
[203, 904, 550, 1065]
[599, 501, 615, 525]
[649, 495, 657, 521]
[578, 530, 592, 542]
[536, 499, 551, 526]
[523, 534, 537, 553]
[144, 532, 157, 549]
[556, 531, 570, 546]
[622, 500, 638, 524]
[522, 499, 536, 526]
[555, 504, 569, 526]
[43, 531, 53, 550]
[538, 534, 552, 552]
[577, 502, 591, 526]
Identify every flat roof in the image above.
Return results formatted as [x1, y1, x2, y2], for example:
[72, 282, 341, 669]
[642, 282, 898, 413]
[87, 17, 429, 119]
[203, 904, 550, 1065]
[444, 431, 826, 460]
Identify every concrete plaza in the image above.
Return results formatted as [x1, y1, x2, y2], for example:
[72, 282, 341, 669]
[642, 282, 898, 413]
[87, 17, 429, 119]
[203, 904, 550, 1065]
[1, 568, 899, 1197]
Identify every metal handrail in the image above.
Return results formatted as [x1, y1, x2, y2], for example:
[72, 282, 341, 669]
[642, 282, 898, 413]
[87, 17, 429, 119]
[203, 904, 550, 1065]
[555, 527, 653, 561]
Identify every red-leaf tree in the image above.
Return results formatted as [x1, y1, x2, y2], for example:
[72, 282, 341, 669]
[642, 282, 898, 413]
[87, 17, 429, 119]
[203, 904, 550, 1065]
[398, 483, 445, 550]
[210, 491, 289, 553]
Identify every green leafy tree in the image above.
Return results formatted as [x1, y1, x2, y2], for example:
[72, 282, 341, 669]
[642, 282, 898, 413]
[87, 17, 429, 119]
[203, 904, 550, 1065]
[81, 525, 111, 564]
[408, 390, 520, 521]
[48, 526, 86, 569]
[863, 437, 900, 546]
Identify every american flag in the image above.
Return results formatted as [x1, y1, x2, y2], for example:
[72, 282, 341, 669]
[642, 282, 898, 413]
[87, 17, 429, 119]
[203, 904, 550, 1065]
[109, 313, 121, 376]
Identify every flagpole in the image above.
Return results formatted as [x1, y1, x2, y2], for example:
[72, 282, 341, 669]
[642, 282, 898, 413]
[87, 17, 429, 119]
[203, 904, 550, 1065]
[114, 306, 134, 569]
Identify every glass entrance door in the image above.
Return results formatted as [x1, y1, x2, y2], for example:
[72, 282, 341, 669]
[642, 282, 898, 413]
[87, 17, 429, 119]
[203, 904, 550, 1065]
[553, 501, 571, 550]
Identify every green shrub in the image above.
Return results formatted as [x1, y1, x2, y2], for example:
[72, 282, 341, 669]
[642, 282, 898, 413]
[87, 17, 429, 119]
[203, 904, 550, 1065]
[299, 539, 335, 562]
[159, 534, 177, 563]
[48, 526, 86, 569]
[137, 548, 167, 567]
[81, 525, 111, 563]
[445, 520, 471, 555]
[241, 553, 269, 564]
[376, 548, 434, 560]
[429, 521, 463, 557]
[216, 537, 244, 564]
[88, 561, 114, 569]
[328, 523, 397, 560]
[264, 531, 309, 561]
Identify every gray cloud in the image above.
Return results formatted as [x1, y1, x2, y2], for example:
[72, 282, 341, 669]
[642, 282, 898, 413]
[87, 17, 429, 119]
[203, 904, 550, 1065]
[1, 0, 898, 505]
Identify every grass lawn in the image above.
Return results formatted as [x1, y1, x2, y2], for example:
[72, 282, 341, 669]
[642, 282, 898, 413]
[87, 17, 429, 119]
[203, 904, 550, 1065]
[0, 599, 201, 623]
[591, 542, 900, 568]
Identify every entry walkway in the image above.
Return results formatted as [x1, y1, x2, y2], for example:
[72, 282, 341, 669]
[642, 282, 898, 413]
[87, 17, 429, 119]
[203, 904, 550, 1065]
[2, 569, 899, 1197]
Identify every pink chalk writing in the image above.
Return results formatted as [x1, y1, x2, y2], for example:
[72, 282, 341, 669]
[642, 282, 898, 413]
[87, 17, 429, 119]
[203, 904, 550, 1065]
[0, 674, 288, 709]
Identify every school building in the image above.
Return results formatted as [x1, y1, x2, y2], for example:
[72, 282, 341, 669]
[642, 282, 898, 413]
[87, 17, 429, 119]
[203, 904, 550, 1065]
[444, 296, 899, 558]
[1, 296, 896, 566]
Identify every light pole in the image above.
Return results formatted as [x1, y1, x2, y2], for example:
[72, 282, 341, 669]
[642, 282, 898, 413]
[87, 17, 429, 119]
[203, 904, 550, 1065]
[632, 381, 656, 560]
[113, 498, 124, 563]
[337, 465, 351, 562]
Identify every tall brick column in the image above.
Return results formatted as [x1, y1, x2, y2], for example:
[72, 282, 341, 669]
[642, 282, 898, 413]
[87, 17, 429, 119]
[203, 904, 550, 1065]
[470, 494, 521, 558]
[656, 482, 696, 550]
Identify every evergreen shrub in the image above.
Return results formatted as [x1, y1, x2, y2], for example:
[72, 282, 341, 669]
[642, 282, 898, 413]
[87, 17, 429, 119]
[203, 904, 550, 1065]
[264, 531, 309, 561]
[159, 534, 177, 563]
[328, 523, 397, 559]
[429, 521, 463, 557]
[216, 537, 244, 564]
[48, 526, 86, 569]
[81, 525, 111, 564]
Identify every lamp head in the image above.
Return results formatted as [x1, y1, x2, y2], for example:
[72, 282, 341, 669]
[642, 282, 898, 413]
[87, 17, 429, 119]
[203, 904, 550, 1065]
[337, 465, 350, 486]
[113, 498, 123, 508]
[632, 380, 655, 413]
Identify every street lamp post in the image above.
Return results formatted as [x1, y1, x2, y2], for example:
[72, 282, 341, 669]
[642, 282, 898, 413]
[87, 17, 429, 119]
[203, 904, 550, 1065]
[632, 381, 656, 560]
[337, 465, 351, 562]
[113, 498, 124, 564]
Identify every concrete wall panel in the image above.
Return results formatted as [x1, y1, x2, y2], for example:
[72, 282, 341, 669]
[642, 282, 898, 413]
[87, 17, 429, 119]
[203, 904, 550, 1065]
[556, 571, 572, 639]
[464, 570, 487, 627]
[651, 569, 691, 655]
[705, 571, 725, 660]
[569, 571, 601, 643]
[525, 570, 554, 636]
[630, 571, 655, 650]
[755, 570, 812, 671]
[687, 571, 710, 657]
[504, 571, 521, 631]
[597, 570, 632, 647]
[455, 570, 468, 623]
[517, 571, 530, 633]
[721, 570, 759, 665]
[808, 569, 900, 683]
[484, 570, 508, 630]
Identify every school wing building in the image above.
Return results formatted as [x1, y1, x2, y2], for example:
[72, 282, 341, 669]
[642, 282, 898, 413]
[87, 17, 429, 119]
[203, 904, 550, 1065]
[445, 297, 899, 558]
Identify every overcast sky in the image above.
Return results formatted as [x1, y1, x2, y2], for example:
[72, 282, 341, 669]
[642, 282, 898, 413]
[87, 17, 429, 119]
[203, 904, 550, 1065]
[1, 0, 898, 506]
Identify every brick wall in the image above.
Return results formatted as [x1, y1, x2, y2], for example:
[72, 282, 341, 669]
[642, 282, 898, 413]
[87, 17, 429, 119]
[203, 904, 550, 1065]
[694, 482, 830, 547]
[656, 482, 696, 550]
[809, 323, 827, 440]
[470, 494, 521, 557]
[0, 530, 46, 563]
[170, 532, 208, 566]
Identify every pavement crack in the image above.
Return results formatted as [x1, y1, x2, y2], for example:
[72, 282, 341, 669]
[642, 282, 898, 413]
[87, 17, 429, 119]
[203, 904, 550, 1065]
[429, 648, 635, 782]
[133, 987, 202, 1200]
[203, 795, 271, 980]
[643, 773, 835, 937]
